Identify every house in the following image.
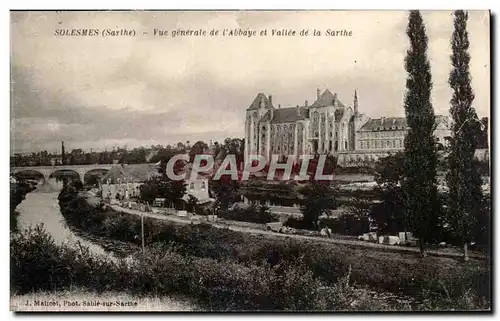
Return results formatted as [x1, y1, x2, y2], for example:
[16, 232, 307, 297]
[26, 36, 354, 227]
[100, 164, 161, 201]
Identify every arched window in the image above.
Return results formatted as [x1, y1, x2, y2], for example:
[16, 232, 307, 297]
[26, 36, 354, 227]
[334, 141, 338, 151]
[201, 182, 206, 190]
[344, 141, 347, 150]
[190, 182, 195, 190]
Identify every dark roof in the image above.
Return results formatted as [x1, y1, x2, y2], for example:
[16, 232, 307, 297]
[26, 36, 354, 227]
[311, 89, 344, 108]
[101, 164, 161, 183]
[269, 107, 308, 123]
[435, 115, 451, 127]
[359, 117, 407, 131]
[247, 93, 273, 110]
[360, 115, 450, 131]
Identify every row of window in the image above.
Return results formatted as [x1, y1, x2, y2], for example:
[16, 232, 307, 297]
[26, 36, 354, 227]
[344, 154, 388, 162]
[359, 139, 403, 149]
[189, 182, 206, 190]
[360, 131, 405, 139]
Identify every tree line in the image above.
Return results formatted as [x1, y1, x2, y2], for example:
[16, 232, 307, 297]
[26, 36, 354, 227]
[393, 10, 488, 259]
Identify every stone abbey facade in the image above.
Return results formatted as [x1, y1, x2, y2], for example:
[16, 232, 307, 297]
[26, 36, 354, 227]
[244, 89, 452, 167]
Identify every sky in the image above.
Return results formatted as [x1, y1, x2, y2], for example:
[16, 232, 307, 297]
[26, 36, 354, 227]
[10, 10, 490, 154]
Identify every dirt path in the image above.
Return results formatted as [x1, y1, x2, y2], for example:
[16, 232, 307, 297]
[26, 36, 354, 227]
[111, 204, 486, 260]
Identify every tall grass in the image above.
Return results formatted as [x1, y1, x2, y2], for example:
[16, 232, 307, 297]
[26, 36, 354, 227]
[12, 224, 407, 311]
[54, 187, 491, 310]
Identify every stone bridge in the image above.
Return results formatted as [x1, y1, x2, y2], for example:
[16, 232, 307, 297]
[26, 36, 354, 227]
[10, 164, 115, 183]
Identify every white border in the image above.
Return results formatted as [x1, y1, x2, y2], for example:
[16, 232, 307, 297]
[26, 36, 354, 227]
[2, 1, 497, 320]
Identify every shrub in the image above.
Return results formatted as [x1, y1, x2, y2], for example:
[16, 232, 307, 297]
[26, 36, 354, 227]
[10, 225, 118, 294]
[57, 188, 491, 307]
[11, 224, 388, 311]
[320, 215, 370, 236]
[219, 204, 279, 224]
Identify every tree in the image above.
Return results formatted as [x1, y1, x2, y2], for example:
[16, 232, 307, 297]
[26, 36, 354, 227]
[186, 195, 199, 213]
[209, 176, 240, 213]
[222, 138, 245, 167]
[140, 154, 187, 208]
[445, 10, 484, 261]
[189, 141, 208, 163]
[140, 178, 160, 205]
[298, 181, 336, 229]
[372, 153, 406, 235]
[476, 117, 489, 149]
[402, 11, 440, 257]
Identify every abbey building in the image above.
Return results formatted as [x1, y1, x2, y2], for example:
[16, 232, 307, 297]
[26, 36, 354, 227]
[244, 89, 452, 167]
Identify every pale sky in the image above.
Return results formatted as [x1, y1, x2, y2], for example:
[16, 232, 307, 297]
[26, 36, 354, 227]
[10, 10, 490, 154]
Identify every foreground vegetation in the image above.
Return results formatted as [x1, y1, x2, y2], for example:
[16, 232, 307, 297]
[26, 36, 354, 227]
[50, 185, 491, 311]
[12, 224, 417, 311]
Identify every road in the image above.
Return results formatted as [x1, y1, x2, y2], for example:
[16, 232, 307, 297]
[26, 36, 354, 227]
[110, 204, 486, 260]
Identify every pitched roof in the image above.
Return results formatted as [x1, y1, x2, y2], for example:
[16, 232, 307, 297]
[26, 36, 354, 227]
[359, 117, 407, 131]
[360, 115, 451, 132]
[269, 107, 308, 123]
[101, 164, 161, 183]
[247, 93, 273, 110]
[311, 89, 344, 108]
[435, 115, 451, 127]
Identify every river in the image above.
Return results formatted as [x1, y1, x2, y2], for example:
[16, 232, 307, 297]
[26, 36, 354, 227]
[14, 189, 196, 311]
[17, 190, 111, 257]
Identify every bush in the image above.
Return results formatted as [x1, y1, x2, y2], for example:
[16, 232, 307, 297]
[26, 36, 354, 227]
[320, 215, 370, 236]
[57, 187, 491, 307]
[219, 204, 279, 224]
[10, 225, 118, 294]
[11, 224, 381, 311]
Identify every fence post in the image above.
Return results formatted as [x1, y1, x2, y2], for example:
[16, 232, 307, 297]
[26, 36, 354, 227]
[141, 213, 145, 253]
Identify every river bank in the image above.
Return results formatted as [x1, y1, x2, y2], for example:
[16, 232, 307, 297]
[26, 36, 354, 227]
[11, 189, 197, 311]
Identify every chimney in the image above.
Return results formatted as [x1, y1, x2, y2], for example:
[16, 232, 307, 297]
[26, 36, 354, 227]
[305, 100, 308, 107]
[268, 95, 273, 106]
[317, 88, 321, 100]
[61, 141, 65, 165]
[278, 104, 281, 109]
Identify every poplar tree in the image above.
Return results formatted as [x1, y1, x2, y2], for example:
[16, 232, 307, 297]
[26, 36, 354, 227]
[446, 10, 484, 261]
[402, 11, 440, 257]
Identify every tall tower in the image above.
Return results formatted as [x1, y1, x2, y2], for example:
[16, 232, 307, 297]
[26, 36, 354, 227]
[61, 141, 65, 165]
[353, 89, 359, 115]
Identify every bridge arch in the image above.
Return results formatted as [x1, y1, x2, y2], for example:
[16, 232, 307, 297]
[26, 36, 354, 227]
[12, 169, 46, 183]
[48, 169, 82, 183]
[83, 168, 110, 186]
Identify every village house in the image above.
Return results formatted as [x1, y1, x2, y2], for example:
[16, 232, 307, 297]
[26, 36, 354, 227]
[100, 163, 161, 201]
